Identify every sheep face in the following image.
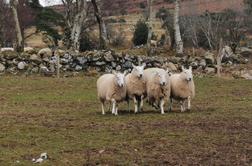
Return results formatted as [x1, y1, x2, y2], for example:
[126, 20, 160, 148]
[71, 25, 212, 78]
[182, 66, 193, 81]
[155, 72, 168, 86]
[132, 64, 146, 78]
[113, 71, 126, 87]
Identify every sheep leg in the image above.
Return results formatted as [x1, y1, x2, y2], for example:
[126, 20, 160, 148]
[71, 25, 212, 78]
[187, 96, 191, 110]
[101, 102, 105, 115]
[140, 95, 144, 111]
[115, 105, 118, 116]
[111, 99, 116, 115]
[133, 96, 138, 113]
[180, 101, 186, 112]
[169, 98, 173, 112]
[160, 99, 165, 114]
[108, 103, 111, 112]
[127, 100, 130, 112]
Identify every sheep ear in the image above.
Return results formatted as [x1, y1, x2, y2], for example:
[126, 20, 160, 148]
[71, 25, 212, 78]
[189, 66, 192, 71]
[181, 66, 185, 71]
[166, 68, 171, 76]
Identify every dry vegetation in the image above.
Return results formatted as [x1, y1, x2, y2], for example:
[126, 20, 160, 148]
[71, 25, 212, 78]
[0, 76, 251, 165]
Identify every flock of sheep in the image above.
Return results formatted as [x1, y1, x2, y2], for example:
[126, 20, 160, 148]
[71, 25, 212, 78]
[97, 64, 195, 115]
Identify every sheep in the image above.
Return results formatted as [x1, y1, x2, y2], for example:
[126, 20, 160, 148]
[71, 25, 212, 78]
[169, 66, 195, 112]
[125, 63, 146, 113]
[97, 71, 127, 115]
[144, 68, 171, 114]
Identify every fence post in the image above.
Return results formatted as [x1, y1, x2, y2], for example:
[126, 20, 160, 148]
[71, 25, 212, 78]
[217, 38, 223, 77]
[56, 49, 60, 78]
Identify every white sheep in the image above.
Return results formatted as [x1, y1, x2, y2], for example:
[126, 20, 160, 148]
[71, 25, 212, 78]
[97, 71, 127, 115]
[144, 68, 171, 114]
[125, 63, 146, 113]
[169, 66, 195, 112]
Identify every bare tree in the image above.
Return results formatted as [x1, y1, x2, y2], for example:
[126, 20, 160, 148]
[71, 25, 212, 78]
[174, 0, 183, 54]
[10, 0, 24, 52]
[156, 7, 175, 49]
[91, 0, 108, 49]
[61, 0, 91, 51]
[146, 0, 153, 56]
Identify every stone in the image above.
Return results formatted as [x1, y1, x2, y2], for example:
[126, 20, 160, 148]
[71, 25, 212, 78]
[30, 54, 42, 64]
[204, 52, 215, 65]
[95, 61, 106, 66]
[76, 57, 88, 65]
[241, 73, 252, 80]
[116, 65, 121, 71]
[75, 65, 82, 71]
[190, 61, 198, 69]
[167, 62, 177, 71]
[38, 48, 52, 58]
[42, 57, 50, 62]
[24, 47, 36, 54]
[2, 51, 18, 60]
[61, 58, 69, 65]
[111, 62, 117, 68]
[57, 49, 66, 56]
[49, 63, 55, 72]
[104, 51, 114, 62]
[17, 62, 27, 70]
[31, 67, 39, 73]
[205, 67, 215, 74]
[0, 63, 5, 72]
[239, 47, 252, 58]
[199, 59, 207, 68]
[40, 65, 49, 73]
[0, 47, 14, 52]
[170, 56, 181, 64]
[122, 61, 132, 69]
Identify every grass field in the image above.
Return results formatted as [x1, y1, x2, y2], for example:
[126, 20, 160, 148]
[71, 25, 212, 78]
[0, 76, 251, 165]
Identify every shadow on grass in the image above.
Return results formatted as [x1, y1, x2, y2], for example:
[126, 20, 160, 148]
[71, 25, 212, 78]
[94, 106, 217, 116]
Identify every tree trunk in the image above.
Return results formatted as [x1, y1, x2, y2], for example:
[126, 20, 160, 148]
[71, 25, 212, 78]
[10, 0, 23, 52]
[174, 0, 183, 54]
[146, 0, 153, 56]
[70, 0, 87, 51]
[91, 0, 108, 49]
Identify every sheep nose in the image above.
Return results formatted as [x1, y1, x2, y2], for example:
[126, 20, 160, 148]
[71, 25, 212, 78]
[139, 74, 143, 78]
[162, 82, 165, 86]
[188, 78, 192, 81]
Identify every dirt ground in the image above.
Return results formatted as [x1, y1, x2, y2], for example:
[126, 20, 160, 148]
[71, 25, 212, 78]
[0, 75, 251, 165]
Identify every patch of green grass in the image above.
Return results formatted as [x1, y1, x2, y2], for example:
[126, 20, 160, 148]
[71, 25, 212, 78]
[0, 76, 251, 165]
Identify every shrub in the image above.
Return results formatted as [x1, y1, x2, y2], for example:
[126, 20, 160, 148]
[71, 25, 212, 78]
[132, 20, 148, 46]
[106, 18, 117, 23]
[79, 33, 96, 52]
[111, 29, 125, 47]
[118, 18, 126, 23]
